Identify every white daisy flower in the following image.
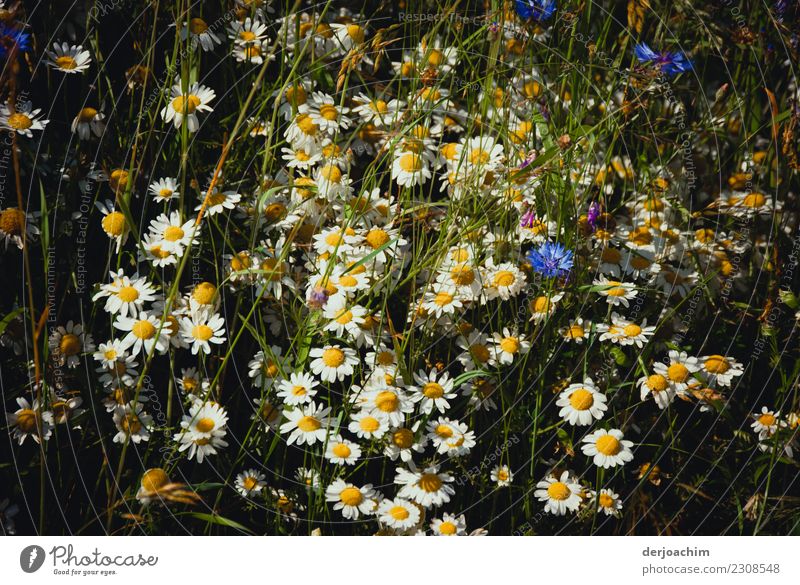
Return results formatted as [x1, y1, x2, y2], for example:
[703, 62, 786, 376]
[323, 296, 367, 337]
[0, 102, 48, 137]
[48, 320, 95, 368]
[557, 378, 608, 426]
[112, 403, 153, 444]
[395, 464, 455, 508]
[384, 423, 427, 463]
[5, 398, 54, 445]
[325, 479, 377, 520]
[235, 468, 266, 497]
[534, 471, 582, 515]
[324, 434, 362, 465]
[276, 372, 319, 406]
[180, 17, 221, 51]
[147, 210, 199, 255]
[279, 402, 331, 445]
[591, 489, 623, 517]
[491, 328, 531, 365]
[593, 276, 638, 307]
[348, 410, 389, 440]
[430, 513, 467, 535]
[410, 368, 457, 414]
[161, 80, 215, 132]
[71, 107, 105, 139]
[484, 259, 526, 301]
[392, 150, 432, 188]
[113, 312, 171, 355]
[377, 497, 420, 530]
[92, 270, 157, 317]
[699, 354, 744, 387]
[652, 350, 701, 394]
[637, 373, 676, 409]
[148, 177, 180, 202]
[45, 42, 91, 73]
[581, 428, 634, 468]
[491, 465, 514, 487]
[309, 344, 359, 383]
[178, 309, 226, 355]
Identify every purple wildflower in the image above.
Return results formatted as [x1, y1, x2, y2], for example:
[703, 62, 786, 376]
[587, 202, 601, 232]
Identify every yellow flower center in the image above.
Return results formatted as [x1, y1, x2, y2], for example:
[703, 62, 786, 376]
[242, 476, 258, 490]
[742, 192, 766, 208]
[132, 320, 156, 340]
[117, 286, 139, 303]
[189, 283, 214, 306]
[428, 290, 452, 307]
[318, 104, 339, 121]
[320, 164, 342, 183]
[423, 382, 444, 399]
[500, 337, 520, 354]
[141, 468, 169, 493]
[339, 487, 362, 506]
[375, 391, 399, 412]
[195, 417, 215, 432]
[163, 225, 185, 242]
[418, 473, 442, 492]
[758, 413, 775, 427]
[565, 324, 584, 339]
[450, 264, 474, 285]
[77, 107, 97, 122]
[297, 415, 321, 432]
[398, 153, 422, 172]
[470, 148, 490, 165]
[239, 31, 257, 42]
[59, 333, 81, 356]
[623, 324, 642, 337]
[55, 55, 78, 69]
[389, 506, 409, 520]
[171, 94, 201, 114]
[547, 482, 570, 501]
[7, 113, 32, 130]
[646, 374, 668, 392]
[296, 114, 318, 135]
[667, 363, 689, 382]
[359, 416, 380, 432]
[595, 434, 621, 455]
[470, 344, 490, 364]
[704, 355, 730, 374]
[598, 493, 614, 508]
[189, 17, 208, 34]
[192, 324, 213, 341]
[392, 428, 414, 448]
[365, 228, 390, 249]
[569, 388, 594, 410]
[439, 521, 457, 535]
[0, 208, 24, 235]
[332, 443, 352, 458]
[101, 211, 126, 236]
[16, 409, 38, 432]
[435, 424, 453, 438]
[321, 348, 345, 367]
[493, 270, 515, 287]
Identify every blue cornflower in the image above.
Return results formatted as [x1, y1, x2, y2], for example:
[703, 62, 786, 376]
[527, 241, 573, 279]
[0, 23, 32, 58]
[634, 42, 693, 77]
[515, 0, 557, 22]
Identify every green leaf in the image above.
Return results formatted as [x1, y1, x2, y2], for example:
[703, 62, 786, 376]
[452, 369, 490, 388]
[187, 513, 255, 534]
[0, 307, 25, 336]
